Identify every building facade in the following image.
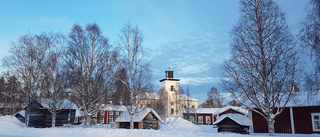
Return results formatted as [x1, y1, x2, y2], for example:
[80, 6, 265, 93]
[159, 70, 199, 116]
[251, 105, 320, 134]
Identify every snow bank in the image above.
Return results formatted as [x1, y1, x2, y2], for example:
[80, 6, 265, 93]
[1, 116, 319, 137]
[160, 117, 203, 132]
[0, 115, 26, 135]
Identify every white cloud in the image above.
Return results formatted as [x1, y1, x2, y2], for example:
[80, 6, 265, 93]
[179, 76, 222, 86]
[179, 64, 210, 75]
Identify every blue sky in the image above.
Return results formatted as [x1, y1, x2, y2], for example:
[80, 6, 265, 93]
[0, 0, 309, 103]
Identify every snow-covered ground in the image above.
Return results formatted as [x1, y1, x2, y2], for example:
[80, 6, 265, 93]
[0, 116, 319, 137]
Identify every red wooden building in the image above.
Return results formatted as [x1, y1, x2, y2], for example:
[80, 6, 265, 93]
[74, 104, 126, 125]
[181, 106, 249, 125]
[251, 105, 320, 134]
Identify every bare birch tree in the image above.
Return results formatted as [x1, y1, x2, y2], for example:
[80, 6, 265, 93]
[300, 0, 320, 96]
[222, 0, 300, 136]
[3, 33, 47, 125]
[200, 86, 223, 108]
[116, 21, 151, 129]
[38, 33, 68, 127]
[64, 23, 116, 127]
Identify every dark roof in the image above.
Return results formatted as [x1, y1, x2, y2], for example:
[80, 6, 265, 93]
[159, 78, 180, 82]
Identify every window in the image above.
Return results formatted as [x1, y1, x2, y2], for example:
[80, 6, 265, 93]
[190, 116, 195, 123]
[311, 113, 320, 131]
[100, 111, 104, 124]
[110, 111, 113, 115]
[198, 116, 203, 124]
[74, 117, 78, 123]
[206, 116, 211, 124]
[109, 116, 114, 123]
[116, 111, 119, 115]
[171, 108, 174, 114]
[171, 85, 174, 91]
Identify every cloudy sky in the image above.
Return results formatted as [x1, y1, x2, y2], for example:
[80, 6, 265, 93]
[0, 0, 309, 103]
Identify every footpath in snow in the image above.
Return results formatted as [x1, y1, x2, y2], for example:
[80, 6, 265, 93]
[0, 116, 318, 137]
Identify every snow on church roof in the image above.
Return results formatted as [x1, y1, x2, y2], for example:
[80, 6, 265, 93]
[214, 113, 252, 126]
[115, 108, 161, 122]
[135, 92, 160, 100]
[179, 94, 199, 102]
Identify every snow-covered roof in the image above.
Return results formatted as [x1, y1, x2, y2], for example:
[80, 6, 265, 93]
[181, 108, 221, 114]
[100, 104, 127, 111]
[179, 94, 199, 102]
[214, 114, 252, 126]
[36, 98, 78, 110]
[115, 108, 161, 122]
[135, 92, 159, 100]
[213, 106, 249, 116]
[75, 109, 83, 117]
[285, 91, 320, 107]
[15, 110, 25, 117]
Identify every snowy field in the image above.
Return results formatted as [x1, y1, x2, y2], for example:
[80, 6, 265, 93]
[0, 116, 319, 137]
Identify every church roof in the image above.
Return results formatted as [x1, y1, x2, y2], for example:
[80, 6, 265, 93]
[179, 94, 199, 102]
[135, 92, 160, 100]
[159, 78, 180, 82]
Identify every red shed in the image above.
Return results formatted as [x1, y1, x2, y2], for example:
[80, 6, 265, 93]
[251, 105, 320, 134]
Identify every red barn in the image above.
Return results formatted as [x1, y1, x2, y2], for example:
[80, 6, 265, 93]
[251, 105, 320, 134]
[182, 108, 219, 125]
[181, 106, 249, 125]
[74, 104, 126, 125]
[97, 105, 126, 124]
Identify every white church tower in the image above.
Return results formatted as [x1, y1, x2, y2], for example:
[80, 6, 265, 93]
[159, 70, 180, 116]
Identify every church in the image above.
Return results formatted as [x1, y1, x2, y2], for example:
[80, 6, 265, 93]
[136, 70, 199, 116]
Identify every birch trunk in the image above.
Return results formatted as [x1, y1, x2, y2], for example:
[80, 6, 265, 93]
[130, 112, 134, 129]
[52, 111, 56, 128]
[267, 117, 275, 136]
[86, 114, 91, 127]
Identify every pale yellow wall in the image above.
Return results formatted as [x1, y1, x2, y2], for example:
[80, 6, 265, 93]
[161, 80, 180, 115]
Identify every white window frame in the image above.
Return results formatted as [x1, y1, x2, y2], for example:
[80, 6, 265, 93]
[109, 115, 114, 123]
[100, 111, 104, 124]
[116, 111, 119, 115]
[206, 116, 211, 124]
[190, 116, 195, 123]
[110, 111, 113, 115]
[74, 117, 78, 123]
[311, 113, 320, 131]
[198, 116, 203, 124]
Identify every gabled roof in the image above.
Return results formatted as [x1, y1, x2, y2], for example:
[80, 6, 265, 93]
[100, 104, 127, 111]
[179, 94, 199, 102]
[115, 108, 161, 122]
[181, 108, 221, 114]
[135, 92, 160, 100]
[35, 98, 78, 110]
[214, 114, 252, 126]
[15, 110, 25, 117]
[213, 106, 248, 116]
